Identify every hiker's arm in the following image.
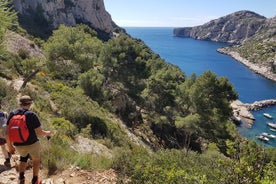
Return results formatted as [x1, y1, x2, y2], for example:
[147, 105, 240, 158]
[5, 127, 15, 154]
[35, 126, 51, 137]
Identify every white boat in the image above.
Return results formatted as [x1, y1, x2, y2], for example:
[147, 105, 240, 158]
[263, 113, 273, 119]
[270, 128, 276, 132]
[256, 135, 269, 142]
[267, 122, 276, 129]
[260, 132, 276, 139]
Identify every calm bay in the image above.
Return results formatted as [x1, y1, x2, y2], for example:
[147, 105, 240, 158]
[125, 27, 276, 147]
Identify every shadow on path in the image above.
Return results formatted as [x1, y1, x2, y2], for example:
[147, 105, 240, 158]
[0, 164, 12, 173]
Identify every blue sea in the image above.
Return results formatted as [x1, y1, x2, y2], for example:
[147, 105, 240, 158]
[124, 27, 276, 147]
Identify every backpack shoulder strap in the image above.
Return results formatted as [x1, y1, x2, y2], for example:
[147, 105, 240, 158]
[13, 109, 28, 115]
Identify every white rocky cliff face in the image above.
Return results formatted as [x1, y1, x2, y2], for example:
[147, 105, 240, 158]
[173, 10, 267, 44]
[12, 0, 120, 38]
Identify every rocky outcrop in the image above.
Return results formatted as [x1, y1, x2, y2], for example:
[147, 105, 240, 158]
[71, 136, 113, 158]
[217, 16, 276, 81]
[231, 100, 255, 127]
[4, 31, 44, 59]
[173, 10, 266, 44]
[231, 99, 276, 127]
[243, 99, 276, 111]
[173, 10, 276, 80]
[12, 0, 123, 39]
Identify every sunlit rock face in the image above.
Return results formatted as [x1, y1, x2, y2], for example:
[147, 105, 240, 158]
[173, 10, 267, 44]
[13, 0, 122, 39]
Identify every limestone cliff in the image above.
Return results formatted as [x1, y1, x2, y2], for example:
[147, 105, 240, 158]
[12, 0, 123, 39]
[173, 10, 266, 44]
[173, 10, 276, 80]
[217, 16, 276, 81]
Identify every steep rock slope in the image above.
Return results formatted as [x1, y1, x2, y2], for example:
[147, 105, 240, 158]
[12, 0, 123, 39]
[173, 10, 276, 81]
[173, 10, 266, 43]
[218, 16, 276, 81]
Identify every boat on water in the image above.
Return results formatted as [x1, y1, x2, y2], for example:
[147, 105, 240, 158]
[267, 122, 276, 129]
[270, 128, 276, 132]
[263, 113, 273, 119]
[256, 135, 269, 142]
[260, 132, 276, 139]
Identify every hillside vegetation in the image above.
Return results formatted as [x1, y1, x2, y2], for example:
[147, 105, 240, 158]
[223, 16, 276, 75]
[1, 2, 276, 183]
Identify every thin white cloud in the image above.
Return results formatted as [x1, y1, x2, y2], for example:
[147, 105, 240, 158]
[170, 15, 219, 27]
[105, 0, 276, 27]
[115, 15, 219, 27]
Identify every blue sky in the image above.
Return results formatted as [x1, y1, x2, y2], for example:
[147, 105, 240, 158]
[104, 0, 276, 27]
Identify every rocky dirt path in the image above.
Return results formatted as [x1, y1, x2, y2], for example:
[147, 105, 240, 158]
[0, 150, 118, 184]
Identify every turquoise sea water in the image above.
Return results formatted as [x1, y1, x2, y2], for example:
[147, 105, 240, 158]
[125, 27, 276, 147]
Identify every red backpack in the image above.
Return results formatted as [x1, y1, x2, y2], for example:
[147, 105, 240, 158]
[8, 111, 29, 143]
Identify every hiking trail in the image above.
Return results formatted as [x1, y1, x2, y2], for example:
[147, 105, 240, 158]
[0, 150, 118, 184]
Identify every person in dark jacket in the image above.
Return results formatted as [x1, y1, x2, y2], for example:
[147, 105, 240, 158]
[6, 95, 51, 184]
[0, 111, 11, 167]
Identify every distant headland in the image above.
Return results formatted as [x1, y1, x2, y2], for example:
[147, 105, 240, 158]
[173, 10, 276, 83]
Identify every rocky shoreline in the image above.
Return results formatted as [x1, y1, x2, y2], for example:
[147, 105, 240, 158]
[231, 100, 255, 127]
[217, 48, 276, 82]
[243, 99, 276, 111]
[217, 48, 276, 126]
[231, 99, 276, 127]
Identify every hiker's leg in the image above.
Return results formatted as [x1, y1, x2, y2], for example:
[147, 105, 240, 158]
[32, 158, 42, 183]
[15, 145, 30, 181]
[29, 141, 41, 183]
[0, 138, 8, 157]
[18, 159, 28, 172]
[1, 144, 11, 167]
[32, 157, 40, 176]
[18, 155, 29, 180]
[1, 144, 9, 158]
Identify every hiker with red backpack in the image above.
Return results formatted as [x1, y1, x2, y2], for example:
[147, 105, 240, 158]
[6, 95, 51, 184]
[0, 110, 11, 167]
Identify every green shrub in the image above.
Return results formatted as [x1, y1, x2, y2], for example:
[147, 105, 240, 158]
[18, 48, 30, 59]
[0, 78, 17, 110]
[50, 117, 78, 139]
[41, 129, 114, 173]
[41, 135, 74, 174]
[74, 153, 112, 170]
